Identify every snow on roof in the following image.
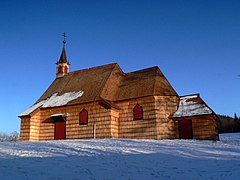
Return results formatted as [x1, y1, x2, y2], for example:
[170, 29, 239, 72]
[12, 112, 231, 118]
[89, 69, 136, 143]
[172, 94, 213, 118]
[42, 91, 84, 108]
[51, 114, 64, 117]
[19, 91, 84, 117]
[19, 100, 47, 117]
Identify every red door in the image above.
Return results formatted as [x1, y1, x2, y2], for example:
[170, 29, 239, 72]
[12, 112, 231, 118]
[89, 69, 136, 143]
[178, 119, 193, 139]
[55, 121, 66, 140]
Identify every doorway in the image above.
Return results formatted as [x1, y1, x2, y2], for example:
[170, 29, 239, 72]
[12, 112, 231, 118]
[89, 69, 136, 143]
[178, 119, 193, 139]
[54, 117, 66, 140]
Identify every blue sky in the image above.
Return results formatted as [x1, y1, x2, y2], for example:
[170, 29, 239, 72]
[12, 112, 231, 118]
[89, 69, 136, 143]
[0, 0, 240, 133]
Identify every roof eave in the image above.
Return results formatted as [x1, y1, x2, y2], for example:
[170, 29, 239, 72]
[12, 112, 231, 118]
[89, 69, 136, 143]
[170, 113, 215, 120]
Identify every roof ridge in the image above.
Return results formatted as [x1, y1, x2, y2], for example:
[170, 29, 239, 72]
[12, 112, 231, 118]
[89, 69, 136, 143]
[180, 93, 200, 98]
[70, 63, 118, 74]
[125, 66, 159, 75]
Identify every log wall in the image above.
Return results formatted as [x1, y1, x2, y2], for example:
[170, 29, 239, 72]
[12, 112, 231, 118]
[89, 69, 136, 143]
[19, 116, 30, 141]
[116, 96, 158, 139]
[20, 95, 218, 141]
[192, 116, 219, 140]
[20, 110, 42, 141]
[29, 111, 41, 141]
[110, 109, 119, 138]
[154, 96, 179, 139]
[24, 102, 120, 141]
[20, 95, 179, 141]
[174, 115, 219, 140]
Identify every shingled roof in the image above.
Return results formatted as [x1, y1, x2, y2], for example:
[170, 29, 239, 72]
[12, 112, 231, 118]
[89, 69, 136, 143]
[115, 66, 178, 101]
[38, 63, 177, 103]
[20, 63, 178, 116]
[36, 63, 118, 104]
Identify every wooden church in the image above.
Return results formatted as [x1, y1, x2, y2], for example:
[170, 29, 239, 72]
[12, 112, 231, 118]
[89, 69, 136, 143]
[19, 41, 219, 141]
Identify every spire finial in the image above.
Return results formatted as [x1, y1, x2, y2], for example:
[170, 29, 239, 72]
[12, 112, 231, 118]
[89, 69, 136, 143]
[62, 32, 66, 48]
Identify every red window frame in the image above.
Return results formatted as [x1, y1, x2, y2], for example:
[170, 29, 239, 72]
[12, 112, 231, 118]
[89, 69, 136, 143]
[133, 104, 143, 120]
[79, 109, 88, 125]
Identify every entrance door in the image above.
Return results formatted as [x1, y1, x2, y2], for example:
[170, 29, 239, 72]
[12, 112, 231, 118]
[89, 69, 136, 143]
[55, 121, 66, 140]
[178, 119, 193, 139]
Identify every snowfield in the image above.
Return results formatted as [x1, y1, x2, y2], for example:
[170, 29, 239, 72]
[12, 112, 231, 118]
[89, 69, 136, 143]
[0, 134, 240, 180]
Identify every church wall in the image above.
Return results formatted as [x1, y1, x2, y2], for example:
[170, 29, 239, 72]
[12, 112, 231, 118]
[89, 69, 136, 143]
[29, 111, 41, 141]
[20, 95, 218, 141]
[20, 110, 41, 141]
[116, 96, 158, 139]
[19, 116, 30, 141]
[37, 102, 119, 140]
[110, 109, 120, 138]
[154, 96, 179, 139]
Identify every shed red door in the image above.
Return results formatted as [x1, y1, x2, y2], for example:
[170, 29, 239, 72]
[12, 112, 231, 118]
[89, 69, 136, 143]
[178, 119, 193, 139]
[55, 121, 66, 140]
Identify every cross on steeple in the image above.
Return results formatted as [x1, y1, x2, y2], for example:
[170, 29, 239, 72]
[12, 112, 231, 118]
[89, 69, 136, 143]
[63, 32, 66, 48]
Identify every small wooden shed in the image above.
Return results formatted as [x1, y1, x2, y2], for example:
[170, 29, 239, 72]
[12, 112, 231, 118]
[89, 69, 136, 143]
[170, 94, 219, 140]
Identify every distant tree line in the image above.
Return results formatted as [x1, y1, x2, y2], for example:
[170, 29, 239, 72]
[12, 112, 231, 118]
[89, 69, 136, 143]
[217, 113, 240, 133]
[0, 131, 19, 142]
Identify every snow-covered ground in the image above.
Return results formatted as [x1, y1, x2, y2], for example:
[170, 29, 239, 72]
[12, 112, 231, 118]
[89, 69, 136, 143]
[0, 134, 240, 180]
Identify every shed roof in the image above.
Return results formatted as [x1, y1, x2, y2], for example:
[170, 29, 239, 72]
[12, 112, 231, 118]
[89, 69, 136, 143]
[172, 94, 214, 118]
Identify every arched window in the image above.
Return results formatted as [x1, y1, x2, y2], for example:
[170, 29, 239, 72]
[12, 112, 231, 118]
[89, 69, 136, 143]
[58, 65, 63, 74]
[79, 109, 88, 125]
[133, 104, 143, 120]
[64, 66, 68, 73]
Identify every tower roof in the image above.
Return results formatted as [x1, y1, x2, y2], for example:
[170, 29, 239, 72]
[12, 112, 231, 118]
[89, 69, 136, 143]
[58, 47, 69, 64]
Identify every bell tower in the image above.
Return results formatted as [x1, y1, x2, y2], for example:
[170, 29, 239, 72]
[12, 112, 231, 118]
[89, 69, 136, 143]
[56, 32, 70, 78]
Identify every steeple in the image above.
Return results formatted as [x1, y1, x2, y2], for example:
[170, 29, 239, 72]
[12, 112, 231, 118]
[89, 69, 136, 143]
[56, 32, 70, 78]
[58, 47, 68, 63]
